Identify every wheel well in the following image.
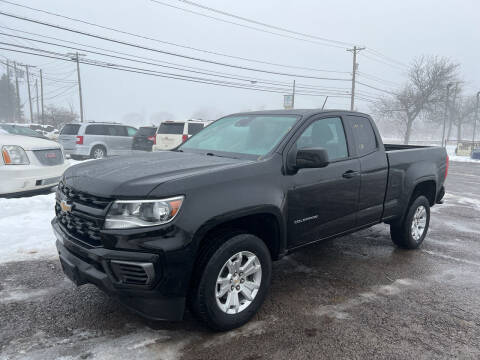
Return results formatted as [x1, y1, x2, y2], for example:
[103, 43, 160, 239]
[196, 213, 282, 261]
[411, 180, 436, 206]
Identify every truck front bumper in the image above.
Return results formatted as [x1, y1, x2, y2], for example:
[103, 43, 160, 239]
[52, 220, 186, 321]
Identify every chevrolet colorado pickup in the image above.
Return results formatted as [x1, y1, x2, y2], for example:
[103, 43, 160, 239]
[52, 110, 448, 331]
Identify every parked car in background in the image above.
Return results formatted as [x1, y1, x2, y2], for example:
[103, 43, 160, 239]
[132, 126, 157, 151]
[472, 148, 480, 159]
[0, 124, 49, 139]
[152, 119, 211, 151]
[58, 122, 137, 160]
[0, 133, 68, 197]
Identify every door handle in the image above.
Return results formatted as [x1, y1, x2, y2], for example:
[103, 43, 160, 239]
[342, 170, 359, 179]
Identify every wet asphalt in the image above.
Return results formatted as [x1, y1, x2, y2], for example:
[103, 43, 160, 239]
[1, 162, 480, 360]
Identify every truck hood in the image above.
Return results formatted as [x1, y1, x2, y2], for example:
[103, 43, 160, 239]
[63, 151, 249, 197]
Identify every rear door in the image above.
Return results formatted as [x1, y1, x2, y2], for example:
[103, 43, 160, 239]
[286, 116, 361, 248]
[156, 122, 185, 150]
[105, 125, 129, 155]
[344, 115, 388, 226]
[58, 124, 81, 150]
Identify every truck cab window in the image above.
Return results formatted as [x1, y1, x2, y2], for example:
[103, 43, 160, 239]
[347, 116, 377, 156]
[296, 117, 348, 161]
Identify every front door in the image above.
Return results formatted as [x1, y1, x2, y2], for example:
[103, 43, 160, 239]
[287, 116, 361, 248]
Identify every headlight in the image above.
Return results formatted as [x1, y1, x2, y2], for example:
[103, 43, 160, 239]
[104, 196, 184, 229]
[2, 145, 30, 165]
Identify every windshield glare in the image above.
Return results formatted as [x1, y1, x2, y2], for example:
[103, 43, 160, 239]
[179, 115, 298, 157]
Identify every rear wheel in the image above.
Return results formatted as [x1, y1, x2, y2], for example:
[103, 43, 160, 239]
[390, 195, 430, 249]
[189, 232, 272, 331]
[90, 145, 106, 159]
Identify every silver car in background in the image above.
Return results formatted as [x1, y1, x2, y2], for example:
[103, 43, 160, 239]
[58, 122, 137, 160]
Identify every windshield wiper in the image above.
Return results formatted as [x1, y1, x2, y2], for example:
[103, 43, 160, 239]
[205, 152, 238, 159]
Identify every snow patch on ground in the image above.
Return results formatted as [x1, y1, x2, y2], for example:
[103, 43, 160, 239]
[0, 192, 58, 264]
[1, 327, 195, 360]
[314, 278, 418, 320]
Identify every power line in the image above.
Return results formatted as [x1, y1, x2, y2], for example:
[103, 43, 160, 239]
[0, 29, 354, 93]
[0, 0, 348, 74]
[173, 0, 353, 47]
[0, 45, 355, 98]
[0, 10, 352, 82]
[150, 0, 352, 49]
[156, 0, 407, 69]
[356, 81, 396, 95]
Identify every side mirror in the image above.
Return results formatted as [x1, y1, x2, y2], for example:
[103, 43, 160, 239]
[295, 148, 329, 169]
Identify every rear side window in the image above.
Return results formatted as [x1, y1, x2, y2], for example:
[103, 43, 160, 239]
[137, 127, 156, 136]
[188, 123, 204, 135]
[60, 124, 80, 135]
[110, 126, 126, 136]
[85, 124, 107, 135]
[158, 122, 184, 134]
[346, 116, 377, 156]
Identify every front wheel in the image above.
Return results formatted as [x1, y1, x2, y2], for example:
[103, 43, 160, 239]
[390, 195, 430, 249]
[190, 233, 272, 331]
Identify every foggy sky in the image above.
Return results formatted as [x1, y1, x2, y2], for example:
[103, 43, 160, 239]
[1, 0, 479, 126]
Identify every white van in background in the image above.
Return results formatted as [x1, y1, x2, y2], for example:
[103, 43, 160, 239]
[152, 119, 212, 151]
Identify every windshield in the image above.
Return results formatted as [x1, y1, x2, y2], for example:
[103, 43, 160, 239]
[179, 115, 298, 157]
[0, 124, 46, 138]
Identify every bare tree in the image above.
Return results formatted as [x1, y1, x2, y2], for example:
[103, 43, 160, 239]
[372, 56, 459, 144]
[451, 95, 477, 141]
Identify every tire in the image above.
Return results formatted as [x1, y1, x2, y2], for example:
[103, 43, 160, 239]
[390, 195, 430, 249]
[90, 145, 106, 159]
[189, 232, 272, 331]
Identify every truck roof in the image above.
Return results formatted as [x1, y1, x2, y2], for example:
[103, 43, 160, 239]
[227, 109, 371, 118]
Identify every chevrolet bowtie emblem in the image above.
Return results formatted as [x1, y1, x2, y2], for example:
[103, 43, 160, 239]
[60, 200, 72, 213]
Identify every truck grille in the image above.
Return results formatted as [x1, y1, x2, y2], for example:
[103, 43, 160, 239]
[55, 203, 103, 246]
[110, 261, 155, 286]
[56, 181, 111, 247]
[57, 181, 110, 210]
[34, 149, 64, 166]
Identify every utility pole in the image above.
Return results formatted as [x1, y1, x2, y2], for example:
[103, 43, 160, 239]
[40, 69, 44, 124]
[25, 64, 34, 124]
[6, 60, 14, 122]
[68, 52, 86, 122]
[472, 91, 480, 154]
[347, 46, 365, 111]
[447, 83, 459, 143]
[441, 82, 453, 147]
[13, 62, 20, 122]
[292, 80, 296, 109]
[35, 78, 40, 123]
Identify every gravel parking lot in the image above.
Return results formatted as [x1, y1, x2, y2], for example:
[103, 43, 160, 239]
[1, 161, 479, 360]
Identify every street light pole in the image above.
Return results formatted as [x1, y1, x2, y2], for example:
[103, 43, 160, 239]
[441, 82, 453, 147]
[472, 91, 480, 153]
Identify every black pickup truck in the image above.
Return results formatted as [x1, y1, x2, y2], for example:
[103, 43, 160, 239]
[52, 110, 448, 330]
